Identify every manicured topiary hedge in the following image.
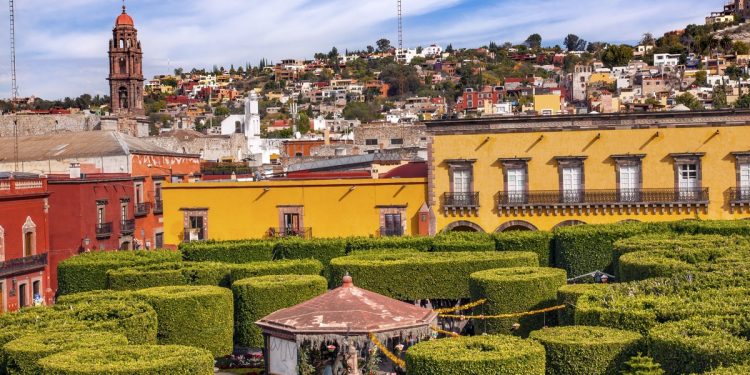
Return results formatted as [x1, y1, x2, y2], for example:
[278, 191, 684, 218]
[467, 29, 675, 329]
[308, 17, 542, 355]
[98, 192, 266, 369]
[106, 264, 186, 291]
[38, 345, 214, 375]
[529, 326, 642, 375]
[556, 283, 607, 326]
[705, 364, 750, 374]
[3, 331, 128, 375]
[432, 232, 496, 252]
[134, 285, 234, 357]
[232, 274, 327, 348]
[553, 222, 667, 277]
[346, 236, 434, 252]
[469, 267, 567, 336]
[649, 315, 750, 374]
[229, 259, 324, 284]
[181, 261, 234, 287]
[57, 299, 158, 344]
[330, 251, 538, 300]
[405, 335, 546, 375]
[272, 238, 347, 271]
[668, 219, 750, 236]
[180, 239, 275, 263]
[57, 250, 182, 295]
[494, 231, 554, 267]
[617, 246, 730, 282]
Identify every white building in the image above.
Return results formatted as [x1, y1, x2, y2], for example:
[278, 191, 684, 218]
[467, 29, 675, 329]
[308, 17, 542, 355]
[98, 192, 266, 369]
[654, 54, 680, 67]
[422, 44, 443, 57]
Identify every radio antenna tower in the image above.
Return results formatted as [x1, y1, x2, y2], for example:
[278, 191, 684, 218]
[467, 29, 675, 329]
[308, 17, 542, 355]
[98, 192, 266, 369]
[9, 0, 20, 172]
[397, 0, 403, 52]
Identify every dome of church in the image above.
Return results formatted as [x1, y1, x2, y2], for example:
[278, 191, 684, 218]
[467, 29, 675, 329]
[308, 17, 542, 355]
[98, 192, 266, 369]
[116, 7, 134, 26]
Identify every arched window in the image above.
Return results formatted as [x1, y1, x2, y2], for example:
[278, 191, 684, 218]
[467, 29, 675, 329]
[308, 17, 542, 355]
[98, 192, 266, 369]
[119, 39, 125, 49]
[118, 87, 129, 109]
[22, 217, 36, 257]
[119, 57, 126, 74]
[126, 39, 131, 48]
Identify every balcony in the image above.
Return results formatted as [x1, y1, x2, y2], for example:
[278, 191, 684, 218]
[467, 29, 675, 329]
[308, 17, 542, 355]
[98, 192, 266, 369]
[121, 219, 136, 235]
[442, 192, 480, 215]
[0, 177, 47, 197]
[379, 226, 404, 237]
[728, 187, 750, 213]
[135, 202, 151, 217]
[0, 253, 48, 279]
[267, 227, 313, 239]
[96, 222, 113, 238]
[183, 228, 205, 243]
[497, 188, 709, 215]
[153, 200, 163, 214]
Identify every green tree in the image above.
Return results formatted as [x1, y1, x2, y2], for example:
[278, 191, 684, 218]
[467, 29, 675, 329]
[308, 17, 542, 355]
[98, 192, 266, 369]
[524, 34, 542, 49]
[601, 44, 634, 68]
[342, 101, 381, 122]
[376, 38, 392, 52]
[694, 70, 708, 87]
[564, 34, 587, 51]
[675, 92, 703, 110]
[641, 33, 655, 46]
[379, 64, 422, 96]
[297, 112, 310, 134]
[732, 41, 750, 55]
[713, 87, 728, 109]
[620, 354, 664, 375]
[736, 93, 750, 108]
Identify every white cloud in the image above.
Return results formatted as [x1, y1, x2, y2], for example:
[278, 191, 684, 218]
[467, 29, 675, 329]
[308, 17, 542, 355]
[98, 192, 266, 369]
[0, 0, 717, 98]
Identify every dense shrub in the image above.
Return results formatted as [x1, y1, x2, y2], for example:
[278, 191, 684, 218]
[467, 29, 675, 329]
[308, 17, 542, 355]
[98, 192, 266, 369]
[106, 264, 186, 291]
[3, 331, 128, 375]
[620, 354, 665, 375]
[649, 315, 750, 374]
[704, 364, 750, 374]
[529, 326, 642, 375]
[134, 286, 234, 357]
[181, 261, 234, 287]
[405, 335, 546, 375]
[432, 232, 496, 252]
[229, 259, 324, 284]
[56, 299, 158, 344]
[330, 251, 538, 300]
[618, 246, 730, 282]
[57, 250, 182, 295]
[557, 283, 607, 325]
[54, 290, 135, 305]
[180, 240, 275, 263]
[469, 267, 567, 336]
[272, 238, 347, 271]
[232, 275, 327, 348]
[346, 236, 433, 252]
[494, 231, 554, 267]
[38, 345, 214, 375]
[553, 222, 667, 277]
[668, 219, 750, 236]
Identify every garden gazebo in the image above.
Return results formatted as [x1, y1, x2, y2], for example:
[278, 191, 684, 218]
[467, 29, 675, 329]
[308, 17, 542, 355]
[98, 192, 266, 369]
[256, 274, 438, 375]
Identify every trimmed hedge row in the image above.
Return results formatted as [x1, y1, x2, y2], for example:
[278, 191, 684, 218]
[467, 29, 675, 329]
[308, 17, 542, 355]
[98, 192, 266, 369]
[229, 259, 324, 285]
[705, 364, 750, 374]
[431, 232, 496, 252]
[134, 285, 234, 357]
[346, 236, 433, 252]
[618, 246, 732, 282]
[529, 326, 642, 375]
[404, 335, 546, 375]
[106, 264, 186, 291]
[56, 299, 158, 345]
[57, 250, 182, 295]
[330, 251, 538, 300]
[180, 239, 275, 263]
[38, 345, 214, 375]
[648, 315, 750, 374]
[494, 231, 554, 267]
[232, 275, 327, 348]
[556, 283, 607, 326]
[469, 267, 567, 336]
[3, 331, 128, 375]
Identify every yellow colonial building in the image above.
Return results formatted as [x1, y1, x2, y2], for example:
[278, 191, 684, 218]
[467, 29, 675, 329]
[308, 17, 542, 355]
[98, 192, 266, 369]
[162, 176, 429, 246]
[426, 110, 750, 233]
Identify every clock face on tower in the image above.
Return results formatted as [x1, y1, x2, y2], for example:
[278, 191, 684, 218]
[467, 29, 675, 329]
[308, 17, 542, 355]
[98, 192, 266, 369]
[108, 4, 145, 117]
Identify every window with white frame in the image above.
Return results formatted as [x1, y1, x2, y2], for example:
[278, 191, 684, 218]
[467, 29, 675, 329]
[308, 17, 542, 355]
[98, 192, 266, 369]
[562, 167, 582, 203]
[619, 165, 639, 202]
[453, 169, 471, 193]
[741, 163, 750, 199]
[507, 168, 526, 203]
[678, 163, 699, 200]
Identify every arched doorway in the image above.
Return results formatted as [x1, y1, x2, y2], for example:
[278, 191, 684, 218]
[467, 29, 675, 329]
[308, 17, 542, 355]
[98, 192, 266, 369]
[495, 220, 538, 233]
[552, 220, 587, 230]
[442, 221, 485, 233]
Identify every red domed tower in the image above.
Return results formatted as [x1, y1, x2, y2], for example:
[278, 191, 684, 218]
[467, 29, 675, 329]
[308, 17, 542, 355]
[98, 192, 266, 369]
[108, 4, 144, 116]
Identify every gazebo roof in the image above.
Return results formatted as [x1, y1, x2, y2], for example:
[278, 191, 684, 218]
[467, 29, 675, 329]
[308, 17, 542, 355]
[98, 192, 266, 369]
[256, 275, 438, 345]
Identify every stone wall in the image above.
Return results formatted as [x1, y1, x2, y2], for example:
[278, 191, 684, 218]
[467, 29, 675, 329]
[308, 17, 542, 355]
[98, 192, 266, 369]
[142, 132, 248, 162]
[0, 114, 99, 137]
[354, 122, 428, 153]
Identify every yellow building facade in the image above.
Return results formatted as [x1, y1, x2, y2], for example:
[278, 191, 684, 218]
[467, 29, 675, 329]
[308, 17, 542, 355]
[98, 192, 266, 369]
[426, 110, 750, 233]
[533, 94, 561, 115]
[162, 178, 428, 246]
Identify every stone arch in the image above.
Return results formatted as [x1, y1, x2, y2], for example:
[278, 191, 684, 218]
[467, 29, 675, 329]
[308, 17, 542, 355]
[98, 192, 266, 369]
[22, 217, 37, 257]
[495, 220, 538, 233]
[442, 221, 485, 233]
[552, 220, 587, 230]
[118, 86, 129, 109]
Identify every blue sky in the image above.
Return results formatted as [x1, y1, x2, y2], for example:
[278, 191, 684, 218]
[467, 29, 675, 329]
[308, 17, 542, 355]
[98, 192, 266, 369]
[0, 0, 719, 99]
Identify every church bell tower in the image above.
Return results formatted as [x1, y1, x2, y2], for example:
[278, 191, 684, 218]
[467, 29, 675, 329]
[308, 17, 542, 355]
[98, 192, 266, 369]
[108, 3, 145, 116]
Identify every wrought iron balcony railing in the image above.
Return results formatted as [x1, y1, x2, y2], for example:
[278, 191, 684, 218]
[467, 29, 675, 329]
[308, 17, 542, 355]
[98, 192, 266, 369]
[96, 222, 113, 238]
[379, 226, 404, 237]
[153, 200, 164, 214]
[135, 202, 151, 217]
[121, 219, 136, 235]
[443, 192, 480, 208]
[0, 253, 48, 279]
[498, 188, 709, 207]
[728, 187, 750, 203]
[267, 227, 313, 239]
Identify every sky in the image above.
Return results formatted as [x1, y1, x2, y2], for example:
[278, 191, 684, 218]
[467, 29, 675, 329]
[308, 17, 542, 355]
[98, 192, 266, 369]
[0, 0, 720, 99]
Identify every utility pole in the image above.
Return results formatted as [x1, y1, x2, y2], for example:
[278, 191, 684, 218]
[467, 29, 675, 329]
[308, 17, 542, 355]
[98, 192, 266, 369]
[9, 0, 20, 172]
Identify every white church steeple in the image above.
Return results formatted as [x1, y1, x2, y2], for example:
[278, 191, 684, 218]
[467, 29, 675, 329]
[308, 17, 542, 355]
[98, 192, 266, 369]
[245, 91, 261, 138]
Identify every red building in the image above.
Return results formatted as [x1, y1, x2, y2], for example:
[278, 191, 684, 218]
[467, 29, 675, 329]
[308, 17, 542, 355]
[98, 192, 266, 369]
[456, 86, 504, 112]
[46, 173, 138, 293]
[0, 173, 51, 313]
[282, 139, 326, 158]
